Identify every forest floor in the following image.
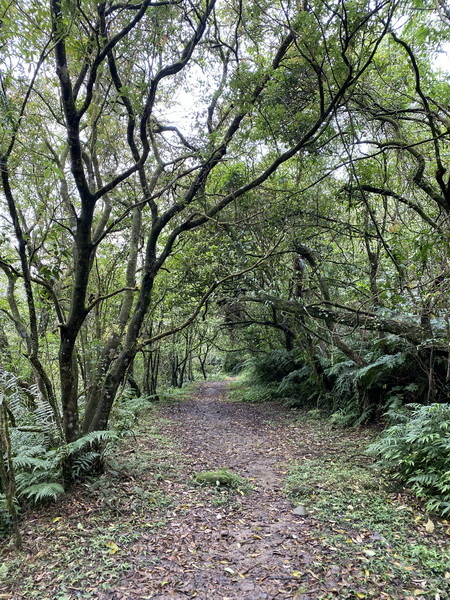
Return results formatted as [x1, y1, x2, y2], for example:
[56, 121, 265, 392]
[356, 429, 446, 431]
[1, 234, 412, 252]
[1, 379, 449, 600]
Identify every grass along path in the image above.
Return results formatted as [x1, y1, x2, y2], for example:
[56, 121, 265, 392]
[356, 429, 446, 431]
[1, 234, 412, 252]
[1, 380, 449, 599]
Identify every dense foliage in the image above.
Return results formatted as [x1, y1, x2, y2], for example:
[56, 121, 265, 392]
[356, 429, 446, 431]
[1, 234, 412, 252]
[368, 404, 450, 516]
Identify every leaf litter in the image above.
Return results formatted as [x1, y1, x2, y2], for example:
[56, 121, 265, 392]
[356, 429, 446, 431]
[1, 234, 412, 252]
[0, 380, 449, 599]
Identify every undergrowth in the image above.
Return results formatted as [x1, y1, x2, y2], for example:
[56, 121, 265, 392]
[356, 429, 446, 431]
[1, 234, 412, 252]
[0, 406, 179, 599]
[234, 346, 450, 518]
[232, 340, 440, 426]
[0, 374, 153, 538]
[159, 381, 198, 403]
[367, 403, 450, 516]
[286, 456, 450, 597]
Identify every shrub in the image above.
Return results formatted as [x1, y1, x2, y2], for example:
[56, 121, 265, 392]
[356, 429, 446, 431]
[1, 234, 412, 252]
[322, 350, 416, 425]
[234, 343, 433, 425]
[277, 364, 322, 407]
[367, 403, 450, 516]
[223, 354, 246, 374]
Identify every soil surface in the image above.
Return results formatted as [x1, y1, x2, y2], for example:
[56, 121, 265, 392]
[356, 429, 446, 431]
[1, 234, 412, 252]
[134, 380, 320, 599]
[104, 380, 369, 599]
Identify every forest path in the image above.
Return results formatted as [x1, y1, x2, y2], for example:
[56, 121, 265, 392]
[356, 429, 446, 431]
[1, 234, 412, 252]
[141, 379, 318, 599]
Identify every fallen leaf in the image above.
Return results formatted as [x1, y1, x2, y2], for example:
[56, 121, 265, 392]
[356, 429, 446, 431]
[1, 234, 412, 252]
[105, 540, 120, 554]
[425, 519, 435, 533]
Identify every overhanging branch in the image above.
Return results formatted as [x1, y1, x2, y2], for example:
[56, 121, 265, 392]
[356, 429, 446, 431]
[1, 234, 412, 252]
[137, 237, 285, 350]
[240, 294, 432, 346]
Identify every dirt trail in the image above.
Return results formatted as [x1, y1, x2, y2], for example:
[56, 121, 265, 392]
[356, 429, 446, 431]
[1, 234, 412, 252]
[119, 380, 321, 599]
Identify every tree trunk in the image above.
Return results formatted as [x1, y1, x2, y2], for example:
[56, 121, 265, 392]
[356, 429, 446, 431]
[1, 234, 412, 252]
[127, 363, 141, 397]
[0, 403, 22, 549]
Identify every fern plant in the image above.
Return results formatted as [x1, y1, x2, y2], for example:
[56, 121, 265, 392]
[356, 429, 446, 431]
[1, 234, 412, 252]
[245, 350, 297, 384]
[11, 429, 118, 505]
[109, 395, 153, 435]
[323, 349, 417, 425]
[0, 365, 119, 504]
[238, 350, 327, 406]
[234, 339, 431, 426]
[0, 371, 60, 437]
[277, 364, 323, 407]
[0, 367, 147, 539]
[367, 403, 450, 516]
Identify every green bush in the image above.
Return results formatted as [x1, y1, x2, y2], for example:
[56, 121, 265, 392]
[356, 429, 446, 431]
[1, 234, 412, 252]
[322, 351, 416, 425]
[109, 394, 153, 434]
[233, 350, 310, 404]
[222, 354, 246, 374]
[367, 403, 450, 516]
[277, 364, 322, 406]
[229, 359, 282, 403]
[233, 344, 435, 425]
[1, 373, 150, 535]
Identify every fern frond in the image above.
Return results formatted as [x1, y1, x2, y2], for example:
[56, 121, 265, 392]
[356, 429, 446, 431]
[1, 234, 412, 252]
[247, 350, 296, 384]
[13, 444, 47, 458]
[34, 400, 56, 433]
[12, 455, 51, 470]
[355, 352, 406, 387]
[368, 403, 450, 516]
[71, 451, 101, 478]
[20, 482, 64, 502]
[64, 430, 118, 456]
[324, 360, 357, 378]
